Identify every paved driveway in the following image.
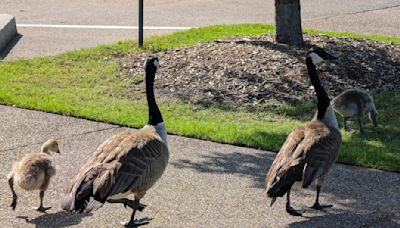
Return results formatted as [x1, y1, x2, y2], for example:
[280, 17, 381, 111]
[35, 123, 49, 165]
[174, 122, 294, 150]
[0, 0, 399, 59]
[0, 105, 399, 227]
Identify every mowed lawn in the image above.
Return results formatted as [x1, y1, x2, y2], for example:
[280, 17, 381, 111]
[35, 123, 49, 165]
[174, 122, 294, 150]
[0, 24, 399, 172]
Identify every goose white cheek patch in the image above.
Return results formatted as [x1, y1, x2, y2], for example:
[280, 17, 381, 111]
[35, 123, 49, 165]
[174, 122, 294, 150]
[309, 52, 324, 65]
[153, 60, 160, 70]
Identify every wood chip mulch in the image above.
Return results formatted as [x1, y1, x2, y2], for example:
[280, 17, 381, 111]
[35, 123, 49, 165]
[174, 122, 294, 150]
[119, 34, 399, 106]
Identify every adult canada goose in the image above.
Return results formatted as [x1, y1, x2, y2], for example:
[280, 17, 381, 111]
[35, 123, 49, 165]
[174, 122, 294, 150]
[8, 139, 60, 212]
[332, 89, 378, 133]
[265, 47, 342, 216]
[61, 56, 168, 227]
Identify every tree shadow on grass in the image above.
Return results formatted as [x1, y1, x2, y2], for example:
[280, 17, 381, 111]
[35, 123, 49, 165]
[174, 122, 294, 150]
[340, 125, 400, 172]
[17, 211, 89, 227]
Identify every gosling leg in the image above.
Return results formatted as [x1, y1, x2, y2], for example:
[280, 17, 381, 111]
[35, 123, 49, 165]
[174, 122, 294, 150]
[357, 113, 367, 134]
[8, 175, 18, 210]
[33, 190, 51, 212]
[343, 117, 348, 131]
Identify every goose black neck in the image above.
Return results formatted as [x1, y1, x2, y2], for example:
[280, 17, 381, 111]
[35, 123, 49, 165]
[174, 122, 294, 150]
[146, 68, 163, 125]
[306, 57, 330, 120]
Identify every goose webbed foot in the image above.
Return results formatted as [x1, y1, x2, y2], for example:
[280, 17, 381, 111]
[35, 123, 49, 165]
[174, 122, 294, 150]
[121, 218, 151, 227]
[310, 202, 332, 210]
[286, 204, 303, 216]
[33, 206, 51, 213]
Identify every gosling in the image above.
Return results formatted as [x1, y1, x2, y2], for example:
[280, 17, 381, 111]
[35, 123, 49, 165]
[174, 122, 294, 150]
[8, 139, 60, 212]
[332, 89, 378, 133]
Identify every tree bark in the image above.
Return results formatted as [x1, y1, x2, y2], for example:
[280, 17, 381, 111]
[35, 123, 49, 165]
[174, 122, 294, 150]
[275, 0, 304, 45]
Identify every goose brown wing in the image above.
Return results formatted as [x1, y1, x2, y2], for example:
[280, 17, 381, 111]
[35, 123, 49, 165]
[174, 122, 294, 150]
[93, 137, 167, 199]
[301, 121, 341, 188]
[69, 128, 168, 201]
[265, 121, 341, 197]
[91, 129, 167, 199]
[265, 125, 306, 195]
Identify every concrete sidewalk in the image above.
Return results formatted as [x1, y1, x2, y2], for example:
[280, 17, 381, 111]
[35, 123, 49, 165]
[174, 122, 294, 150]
[0, 104, 399, 227]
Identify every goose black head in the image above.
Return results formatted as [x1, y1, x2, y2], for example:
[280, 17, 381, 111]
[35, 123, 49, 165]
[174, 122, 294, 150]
[144, 56, 160, 74]
[307, 47, 337, 65]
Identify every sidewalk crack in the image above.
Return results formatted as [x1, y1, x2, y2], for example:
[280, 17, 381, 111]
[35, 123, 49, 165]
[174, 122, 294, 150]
[0, 125, 123, 152]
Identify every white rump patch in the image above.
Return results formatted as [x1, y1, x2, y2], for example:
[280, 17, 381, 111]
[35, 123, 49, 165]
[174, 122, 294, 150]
[309, 52, 324, 65]
[155, 122, 168, 146]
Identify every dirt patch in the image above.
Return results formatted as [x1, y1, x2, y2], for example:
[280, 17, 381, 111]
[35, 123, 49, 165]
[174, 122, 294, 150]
[119, 34, 399, 106]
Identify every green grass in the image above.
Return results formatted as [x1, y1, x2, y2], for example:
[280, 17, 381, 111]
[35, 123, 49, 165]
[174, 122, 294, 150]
[304, 29, 400, 45]
[0, 24, 399, 172]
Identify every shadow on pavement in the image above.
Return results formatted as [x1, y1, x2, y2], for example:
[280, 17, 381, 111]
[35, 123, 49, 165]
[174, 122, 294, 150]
[17, 211, 88, 227]
[172, 133, 276, 189]
[171, 133, 400, 226]
[288, 209, 400, 227]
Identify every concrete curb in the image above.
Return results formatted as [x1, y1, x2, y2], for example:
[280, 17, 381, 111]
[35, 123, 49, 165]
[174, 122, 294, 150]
[0, 14, 17, 52]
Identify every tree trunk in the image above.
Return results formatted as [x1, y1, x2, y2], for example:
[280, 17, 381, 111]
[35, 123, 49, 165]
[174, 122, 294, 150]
[275, 0, 304, 45]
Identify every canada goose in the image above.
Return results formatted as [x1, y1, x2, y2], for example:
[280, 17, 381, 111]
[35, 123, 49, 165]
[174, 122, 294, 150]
[60, 56, 168, 227]
[265, 47, 342, 216]
[8, 139, 60, 212]
[332, 89, 378, 133]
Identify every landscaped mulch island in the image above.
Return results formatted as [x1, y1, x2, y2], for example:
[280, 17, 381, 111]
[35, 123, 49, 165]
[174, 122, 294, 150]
[120, 34, 399, 106]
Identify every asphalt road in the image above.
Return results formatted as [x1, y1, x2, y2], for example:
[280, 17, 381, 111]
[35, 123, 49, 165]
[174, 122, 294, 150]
[0, 105, 399, 227]
[0, 0, 399, 59]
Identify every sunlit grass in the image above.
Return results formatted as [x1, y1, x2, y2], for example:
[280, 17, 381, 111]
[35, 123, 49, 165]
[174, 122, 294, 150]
[0, 24, 399, 172]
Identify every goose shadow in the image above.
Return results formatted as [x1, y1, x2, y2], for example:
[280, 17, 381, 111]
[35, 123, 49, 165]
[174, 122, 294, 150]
[17, 211, 88, 227]
[171, 129, 400, 226]
[288, 209, 400, 228]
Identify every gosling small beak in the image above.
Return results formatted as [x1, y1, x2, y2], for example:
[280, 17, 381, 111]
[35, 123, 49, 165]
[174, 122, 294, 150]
[57, 150, 61, 154]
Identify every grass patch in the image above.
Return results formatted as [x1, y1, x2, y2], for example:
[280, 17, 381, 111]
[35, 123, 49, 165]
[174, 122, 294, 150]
[304, 29, 400, 45]
[0, 24, 399, 172]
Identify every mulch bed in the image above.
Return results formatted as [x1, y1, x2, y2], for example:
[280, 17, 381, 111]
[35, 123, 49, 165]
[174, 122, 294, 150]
[119, 34, 399, 106]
